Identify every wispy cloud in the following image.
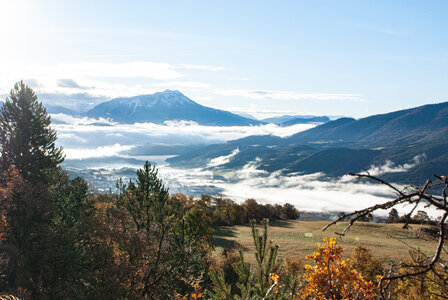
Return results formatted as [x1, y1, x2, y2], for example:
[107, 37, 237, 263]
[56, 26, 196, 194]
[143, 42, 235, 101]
[151, 81, 213, 89]
[230, 77, 250, 81]
[178, 64, 228, 72]
[351, 23, 418, 38]
[62, 61, 184, 80]
[216, 89, 364, 102]
[0, 61, 183, 87]
[57, 133, 88, 143]
[64, 143, 134, 159]
[365, 154, 426, 176]
[0, 60, 230, 104]
[57, 78, 84, 89]
[0, 61, 184, 98]
[15, 82, 161, 105]
[38, 93, 109, 112]
[50, 113, 114, 125]
[213, 107, 325, 120]
[207, 148, 240, 167]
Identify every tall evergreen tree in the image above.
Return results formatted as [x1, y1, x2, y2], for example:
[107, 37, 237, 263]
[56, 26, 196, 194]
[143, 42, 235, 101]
[0, 81, 64, 183]
[0, 82, 66, 296]
[114, 161, 213, 298]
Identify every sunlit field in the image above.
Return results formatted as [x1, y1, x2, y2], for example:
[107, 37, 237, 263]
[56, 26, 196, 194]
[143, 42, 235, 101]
[214, 220, 441, 264]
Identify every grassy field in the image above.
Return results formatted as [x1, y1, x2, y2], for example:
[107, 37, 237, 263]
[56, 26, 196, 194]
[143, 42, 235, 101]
[214, 220, 440, 264]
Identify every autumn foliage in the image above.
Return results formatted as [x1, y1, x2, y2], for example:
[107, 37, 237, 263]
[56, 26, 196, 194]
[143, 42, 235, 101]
[300, 238, 378, 299]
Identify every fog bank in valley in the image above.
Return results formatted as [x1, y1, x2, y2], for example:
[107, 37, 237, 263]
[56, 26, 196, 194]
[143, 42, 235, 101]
[56, 114, 439, 217]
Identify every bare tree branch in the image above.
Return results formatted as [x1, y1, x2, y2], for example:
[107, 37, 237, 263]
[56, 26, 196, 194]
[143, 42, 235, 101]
[323, 172, 448, 296]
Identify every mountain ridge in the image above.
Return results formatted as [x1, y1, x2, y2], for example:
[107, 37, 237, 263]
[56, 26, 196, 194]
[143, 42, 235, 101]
[85, 89, 262, 126]
[168, 101, 448, 184]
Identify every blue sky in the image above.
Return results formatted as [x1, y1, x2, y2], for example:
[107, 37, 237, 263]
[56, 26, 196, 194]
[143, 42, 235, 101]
[0, 0, 447, 118]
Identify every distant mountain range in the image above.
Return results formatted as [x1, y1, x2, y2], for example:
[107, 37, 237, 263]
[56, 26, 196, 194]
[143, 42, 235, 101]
[287, 102, 448, 146]
[45, 105, 80, 116]
[262, 114, 328, 124]
[85, 90, 262, 126]
[277, 116, 330, 126]
[168, 101, 448, 184]
[40, 90, 331, 126]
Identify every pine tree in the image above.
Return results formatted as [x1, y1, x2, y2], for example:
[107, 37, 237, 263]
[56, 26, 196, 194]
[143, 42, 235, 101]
[0, 82, 65, 296]
[0, 81, 64, 183]
[115, 161, 213, 298]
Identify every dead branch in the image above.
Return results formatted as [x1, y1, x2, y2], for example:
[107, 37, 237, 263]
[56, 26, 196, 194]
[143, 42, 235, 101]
[323, 172, 448, 296]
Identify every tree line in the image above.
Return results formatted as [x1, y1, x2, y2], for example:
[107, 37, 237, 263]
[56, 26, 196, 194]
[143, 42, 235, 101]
[193, 195, 300, 226]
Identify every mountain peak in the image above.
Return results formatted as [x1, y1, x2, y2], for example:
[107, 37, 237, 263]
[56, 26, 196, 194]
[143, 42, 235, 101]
[110, 90, 194, 108]
[160, 89, 182, 95]
[85, 90, 262, 126]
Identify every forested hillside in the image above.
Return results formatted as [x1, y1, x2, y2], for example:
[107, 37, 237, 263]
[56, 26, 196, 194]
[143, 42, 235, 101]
[169, 102, 448, 184]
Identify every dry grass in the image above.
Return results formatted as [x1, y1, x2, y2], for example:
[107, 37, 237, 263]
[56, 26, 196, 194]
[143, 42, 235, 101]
[213, 220, 440, 264]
